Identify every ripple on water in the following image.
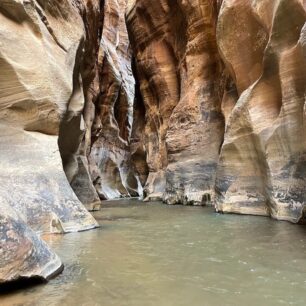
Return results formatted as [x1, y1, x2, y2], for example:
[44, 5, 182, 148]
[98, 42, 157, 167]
[2, 201, 306, 306]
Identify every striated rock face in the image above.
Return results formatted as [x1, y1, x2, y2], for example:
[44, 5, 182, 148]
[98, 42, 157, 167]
[215, 0, 306, 223]
[0, 199, 62, 284]
[0, 0, 99, 283]
[59, 0, 103, 211]
[88, 0, 142, 200]
[127, 0, 306, 223]
[1, 0, 306, 287]
[62, 0, 143, 204]
[127, 1, 225, 204]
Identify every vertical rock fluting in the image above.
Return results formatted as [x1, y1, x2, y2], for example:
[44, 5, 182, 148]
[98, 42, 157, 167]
[1, 0, 306, 287]
[127, 0, 183, 201]
[59, 0, 104, 211]
[127, 0, 306, 223]
[0, 0, 99, 283]
[88, 0, 142, 200]
[215, 0, 306, 223]
[164, 1, 225, 205]
[127, 0, 226, 204]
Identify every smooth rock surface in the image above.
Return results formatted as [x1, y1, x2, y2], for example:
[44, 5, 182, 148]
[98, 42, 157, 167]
[0, 199, 62, 284]
[0, 0, 98, 283]
[127, 0, 306, 224]
[89, 0, 142, 200]
[127, 0, 226, 204]
[215, 0, 306, 223]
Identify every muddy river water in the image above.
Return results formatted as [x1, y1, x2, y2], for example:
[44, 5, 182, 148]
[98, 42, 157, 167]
[2, 200, 306, 306]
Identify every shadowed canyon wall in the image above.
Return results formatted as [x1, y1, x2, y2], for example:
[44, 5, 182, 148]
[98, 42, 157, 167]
[0, 0, 100, 283]
[0, 0, 306, 284]
[127, 0, 306, 224]
[127, 0, 226, 204]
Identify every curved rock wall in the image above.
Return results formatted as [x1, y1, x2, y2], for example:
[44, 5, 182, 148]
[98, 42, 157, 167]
[126, 1, 226, 204]
[1, 0, 306, 287]
[0, 0, 143, 284]
[215, 0, 306, 223]
[89, 0, 142, 200]
[0, 0, 99, 283]
[127, 0, 306, 223]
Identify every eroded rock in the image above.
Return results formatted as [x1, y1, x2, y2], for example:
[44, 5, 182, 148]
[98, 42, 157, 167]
[89, 0, 142, 200]
[127, 0, 306, 223]
[127, 0, 225, 204]
[0, 199, 62, 284]
[0, 0, 98, 283]
[215, 0, 306, 223]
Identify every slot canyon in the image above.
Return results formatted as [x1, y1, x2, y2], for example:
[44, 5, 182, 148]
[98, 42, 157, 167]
[1, 0, 306, 305]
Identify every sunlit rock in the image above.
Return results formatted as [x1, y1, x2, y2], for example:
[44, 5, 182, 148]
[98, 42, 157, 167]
[0, 0, 98, 283]
[215, 0, 306, 223]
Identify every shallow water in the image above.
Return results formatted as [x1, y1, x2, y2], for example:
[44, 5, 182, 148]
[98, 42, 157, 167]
[2, 200, 306, 306]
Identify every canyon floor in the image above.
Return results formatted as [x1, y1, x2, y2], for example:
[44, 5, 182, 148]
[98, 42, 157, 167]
[2, 200, 306, 306]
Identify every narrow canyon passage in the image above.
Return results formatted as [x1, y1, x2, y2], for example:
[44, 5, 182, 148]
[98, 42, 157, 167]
[1, 0, 306, 302]
[2, 200, 306, 306]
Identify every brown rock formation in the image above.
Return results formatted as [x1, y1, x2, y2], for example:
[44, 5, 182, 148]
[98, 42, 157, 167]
[215, 0, 306, 223]
[59, 0, 104, 211]
[61, 0, 143, 205]
[127, 1, 225, 204]
[127, 0, 306, 224]
[88, 0, 142, 200]
[0, 0, 99, 283]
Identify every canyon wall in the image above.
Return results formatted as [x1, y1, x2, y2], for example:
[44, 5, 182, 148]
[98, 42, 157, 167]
[0, 0, 101, 283]
[0, 0, 141, 284]
[88, 0, 142, 201]
[1, 0, 306, 286]
[127, 0, 306, 223]
[127, 0, 225, 204]
[64, 0, 142, 205]
[215, 0, 306, 223]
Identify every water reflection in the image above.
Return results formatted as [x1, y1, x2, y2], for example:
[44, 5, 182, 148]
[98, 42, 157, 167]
[2, 200, 306, 306]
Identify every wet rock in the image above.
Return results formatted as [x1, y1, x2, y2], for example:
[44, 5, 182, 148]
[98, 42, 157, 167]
[0, 200, 63, 284]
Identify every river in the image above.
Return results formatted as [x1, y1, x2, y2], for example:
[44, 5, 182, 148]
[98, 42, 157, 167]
[2, 200, 306, 306]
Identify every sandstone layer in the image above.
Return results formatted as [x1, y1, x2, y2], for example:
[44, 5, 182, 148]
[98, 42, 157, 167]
[0, 0, 99, 283]
[127, 0, 306, 223]
[215, 0, 306, 223]
[1, 0, 306, 288]
[127, 1, 226, 204]
[88, 0, 142, 200]
[63, 0, 143, 205]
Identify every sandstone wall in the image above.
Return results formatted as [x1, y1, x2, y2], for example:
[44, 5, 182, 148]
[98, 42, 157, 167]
[215, 0, 306, 223]
[0, 0, 99, 283]
[127, 0, 306, 224]
[164, 0, 225, 205]
[1, 0, 306, 287]
[127, 0, 226, 204]
[88, 0, 142, 201]
[63, 0, 143, 205]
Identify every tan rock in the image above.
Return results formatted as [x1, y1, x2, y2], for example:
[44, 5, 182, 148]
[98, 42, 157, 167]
[215, 0, 306, 223]
[89, 0, 142, 200]
[127, 0, 306, 222]
[127, 0, 225, 204]
[0, 0, 98, 283]
[0, 199, 62, 284]
[59, 0, 103, 210]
